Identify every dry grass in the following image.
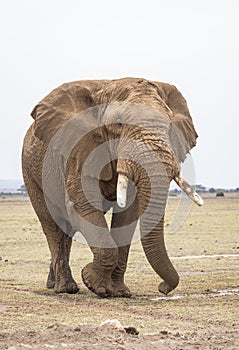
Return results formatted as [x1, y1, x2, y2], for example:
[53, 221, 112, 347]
[0, 194, 239, 343]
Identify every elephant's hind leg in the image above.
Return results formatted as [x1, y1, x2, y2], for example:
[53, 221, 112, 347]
[46, 234, 76, 293]
[44, 227, 78, 294]
[46, 234, 73, 289]
[46, 262, 55, 289]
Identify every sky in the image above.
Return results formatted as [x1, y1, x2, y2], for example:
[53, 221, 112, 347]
[0, 0, 238, 188]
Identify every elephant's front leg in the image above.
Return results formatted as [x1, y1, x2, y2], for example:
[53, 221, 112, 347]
[111, 245, 131, 297]
[24, 174, 78, 294]
[110, 201, 138, 297]
[80, 211, 119, 298]
[82, 246, 118, 297]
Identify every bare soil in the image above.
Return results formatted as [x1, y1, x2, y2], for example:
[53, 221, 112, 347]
[0, 194, 239, 349]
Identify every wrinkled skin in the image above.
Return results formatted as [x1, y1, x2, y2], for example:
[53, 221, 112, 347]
[22, 78, 199, 297]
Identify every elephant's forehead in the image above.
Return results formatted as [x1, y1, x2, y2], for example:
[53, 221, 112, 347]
[101, 102, 170, 126]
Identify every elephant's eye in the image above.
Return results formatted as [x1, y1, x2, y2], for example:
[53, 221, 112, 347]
[116, 118, 122, 127]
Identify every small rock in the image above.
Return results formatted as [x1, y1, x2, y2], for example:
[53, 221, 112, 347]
[100, 319, 139, 335]
[100, 319, 124, 332]
[160, 330, 168, 335]
[124, 327, 139, 335]
[180, 334, 188, 340]
[46, 325, 55, 329]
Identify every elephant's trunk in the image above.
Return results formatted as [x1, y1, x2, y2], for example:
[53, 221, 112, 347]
[138, 173, 179, 295]
[140, 218, 179, 294]
[117, 153, 179, 295]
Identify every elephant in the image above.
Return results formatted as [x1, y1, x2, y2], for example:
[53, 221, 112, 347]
[22, 77, 203, 298]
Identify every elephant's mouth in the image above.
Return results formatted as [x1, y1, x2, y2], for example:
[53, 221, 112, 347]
[117, 173, 204, 208]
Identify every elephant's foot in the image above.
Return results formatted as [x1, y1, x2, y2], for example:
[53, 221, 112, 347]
[46, 274, 55, 289]
[112, 280, 132, 298]
[82, 263, 113, 298]
[46, 263, 55, 289]
[47, 263, 79, 294]
[54, 277, 79, 294]
[158, 281, 175, 295]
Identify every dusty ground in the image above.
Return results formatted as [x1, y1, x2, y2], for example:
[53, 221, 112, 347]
[0, 194, 239, 349]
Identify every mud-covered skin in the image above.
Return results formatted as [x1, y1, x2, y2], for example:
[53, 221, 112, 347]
[22, 78, 199, 297]
[46, 262, 79, 294]
[82, 263, 114, 298]
[82, 245, 133, 298]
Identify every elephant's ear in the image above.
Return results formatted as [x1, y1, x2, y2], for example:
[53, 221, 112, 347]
[31, 83, 95, 143]
[153, 82, 198, 163]
[31, 82, 113, 181]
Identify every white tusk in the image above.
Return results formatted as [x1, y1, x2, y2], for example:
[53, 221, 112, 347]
[174, 175, 204, 206]
[117, 174, 128, 208]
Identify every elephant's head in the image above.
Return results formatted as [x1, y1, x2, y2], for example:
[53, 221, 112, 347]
[92, 78, 203, 206]
[32, 78, 203, 294]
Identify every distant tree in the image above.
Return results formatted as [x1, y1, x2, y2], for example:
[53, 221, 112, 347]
[209, 187, 216, 193]
[235, 188, 239, 193]
[195, 184, 207, 193]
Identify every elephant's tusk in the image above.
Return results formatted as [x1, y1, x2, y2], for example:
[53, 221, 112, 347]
[117, 174, 128, 208]
[174, 175, 204, 206]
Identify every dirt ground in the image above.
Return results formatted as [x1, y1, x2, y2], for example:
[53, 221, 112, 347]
[0, 194, 239, 349]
